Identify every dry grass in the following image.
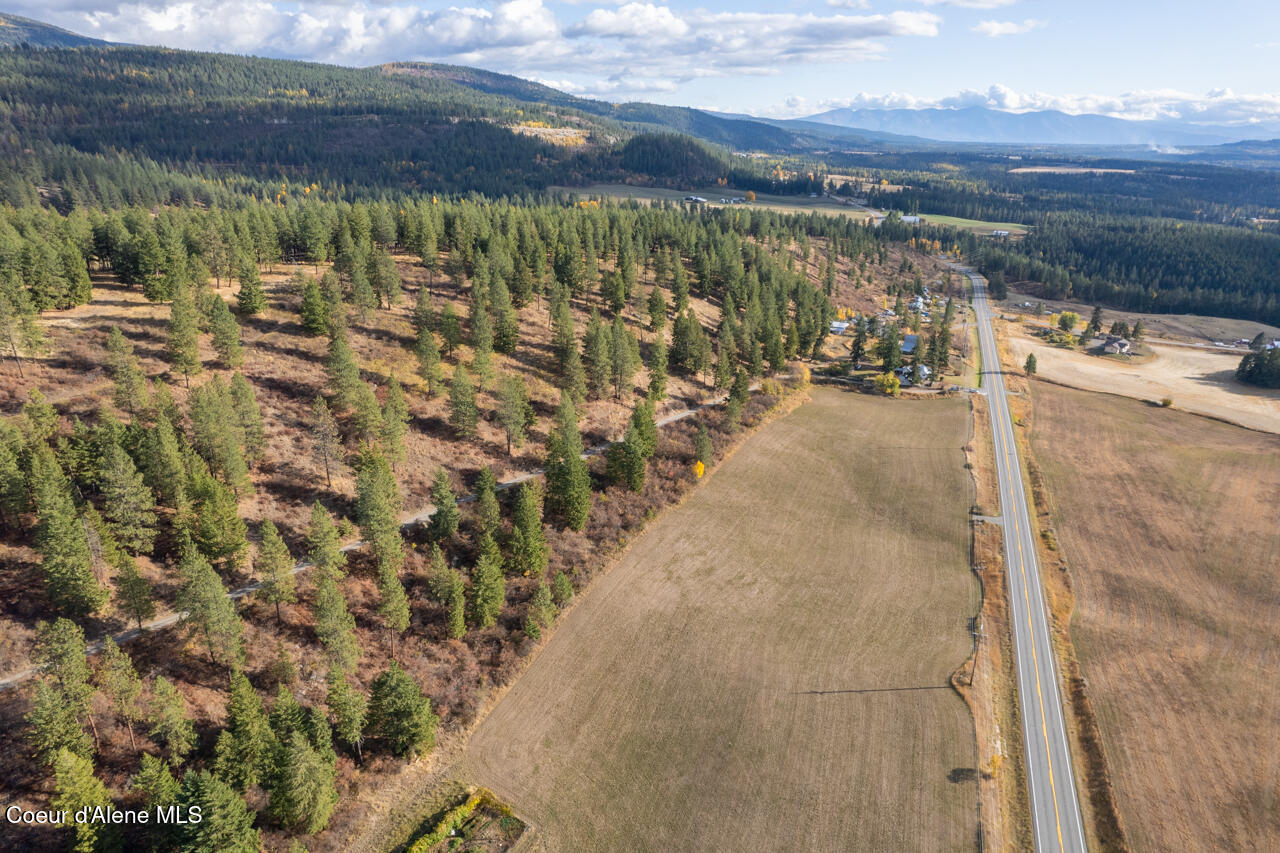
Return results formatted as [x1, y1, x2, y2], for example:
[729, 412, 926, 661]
[1028, 382, 1280, 852]
[457, 389, 981, 852]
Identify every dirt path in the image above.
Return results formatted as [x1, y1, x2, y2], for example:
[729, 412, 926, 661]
[457, 389, 981, 852]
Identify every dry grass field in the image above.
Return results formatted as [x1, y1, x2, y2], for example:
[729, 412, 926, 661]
[1028, 382, 1280, 852]
[458, 388, 981, 852]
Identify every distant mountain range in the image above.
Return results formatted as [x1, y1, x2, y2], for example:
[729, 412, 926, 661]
[0, 12, 110, 48]
[803, 106, 1280, 148]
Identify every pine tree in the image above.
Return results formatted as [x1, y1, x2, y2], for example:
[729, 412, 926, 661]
[438, 303, 462, 356]
[497, 372, 534, 456]
[380, 377, 409, 464]
[150, 676, 197, 765]
[474, 467, 500, 537]
[105, 326, 149, 414]
[326, 669, 367, 760]
[235, 257, 267, 315]
[413, 326, 444, 397]
[552, 570, 574, 606]
[606, 427, 646, 492]
[0, 426, 26, 529]
[412, 284, 435, 333]
[325, 333, 362, 411]
[377, 562, 411, 638]
[167, 280, 201, 387]
[300, 278, 330, 336]
[173, 770, 261, 853]
[694, 422, 713, 467]
[629, 399, 658, 459]
[183, 462, 249, 570]
[132, 752, 179, 810]
[190, 376, 249, 492]
[98, 436, 158, 554]
[611, 315, 641, 398]
[268, 685, 307, 743]
[23, 388, 59, 445]
[544, 392, 592, 531]
[33, 617, 93, 715]
[469, 300, 494, 384]
[208, 296, 244, 367]
[214, 671, 276, 791]
[510, 480, 549, 577]
[31, 448, 106, 617]
[269, 730, 339, 833]
[52, 747, 113, 853]
[256, 520, 296, 622]
[96, 638, 144, 749]
[175, 543, 244, 666]
[647, 334, 668, 401]
[350, 381, 384, 445]
[560, 343, 588, 404]
[448, 364, 479, 440]
[139, 415, 187, 512]
[491, 276, 520, 355]
[366, 661, 438, 758]
[523, 581, 555, 640]
[311, 396, 342, 489]
[429, 467, 460, 541]
[583, 310, 611, 399]
[113, 550, 155, 630]
[305, 502, 347, 577]
[312, 570, 360, 673]
[647, 286, 668, 333]
[27, 680, 91, 766]
[228, 373, 265, 467]
[469, 532, 505, 629]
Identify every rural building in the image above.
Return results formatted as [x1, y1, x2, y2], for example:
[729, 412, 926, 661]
[992, 229, 1010, 237]
[1103, 338, 1132, 354]
[901, 215, 920, 224]
[901, 334, 919, 354]
[829, 321, 850, 335]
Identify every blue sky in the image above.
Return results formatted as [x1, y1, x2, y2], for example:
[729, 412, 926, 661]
[18, 0, 1280, 124]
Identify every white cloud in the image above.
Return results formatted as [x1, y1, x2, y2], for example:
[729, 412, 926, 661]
[972, 18, 1043, 37]
[574, 3, 689, 39]
[755, 84, 1280, 128]
[906, 0, 1018, 8]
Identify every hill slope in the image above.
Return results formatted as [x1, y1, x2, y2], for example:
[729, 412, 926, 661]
[0, 12, 112, 47]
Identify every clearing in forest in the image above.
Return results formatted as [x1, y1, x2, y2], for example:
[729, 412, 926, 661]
[1028, 382, 1280, 852]
[459, 388, 980, 852]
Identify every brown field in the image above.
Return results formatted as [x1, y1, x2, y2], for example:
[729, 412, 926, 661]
[458, 389, 981, 852]
[1028, 382, 1280, 852]
[1004, 321, 1280, 434]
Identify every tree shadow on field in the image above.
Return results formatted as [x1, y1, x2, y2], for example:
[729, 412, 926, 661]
[947, 767, 978, 784]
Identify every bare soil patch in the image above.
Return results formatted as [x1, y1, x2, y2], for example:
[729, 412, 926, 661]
[458, 389, 981, 852]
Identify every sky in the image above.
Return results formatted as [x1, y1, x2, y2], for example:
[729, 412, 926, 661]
[16, 0, 1280, 125]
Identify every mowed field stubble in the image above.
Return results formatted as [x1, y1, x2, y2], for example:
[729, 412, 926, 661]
[1028, 383, 1280, 852]
[459, 388, 981, 852]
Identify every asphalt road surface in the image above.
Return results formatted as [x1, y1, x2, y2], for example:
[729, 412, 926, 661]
[963, 266, 1088, 853]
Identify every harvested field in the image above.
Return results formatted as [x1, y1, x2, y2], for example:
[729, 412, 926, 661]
[1028, 382, 1280, 852]
[459, 388, 981, 852]
[1005, 323, 1280, 434]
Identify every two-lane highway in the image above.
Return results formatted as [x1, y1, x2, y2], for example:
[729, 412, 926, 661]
[961, 266, 1088, 853]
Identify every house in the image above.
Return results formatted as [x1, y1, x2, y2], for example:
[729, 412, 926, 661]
[901, 334, 919, 355]
[1103, 338, 1131, 354]
[992, 230, 1010, 237]
[829, 321, 850, 335]
[684, 196, 707, 203]
[901, 215, 920, 224]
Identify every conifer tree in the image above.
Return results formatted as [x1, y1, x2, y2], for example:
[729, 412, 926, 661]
[429, 467, 460, 541]
[446, 573, 467, 639]
[150, 676, 197, 766]
[105, 326, 149, 414]
[190, 376, 249, 492]
[311, 396, 342, 489]
[269, 729, 339, 833]
[325, 333, 362, 411]
[474, 467, 500, 536]
[509, 480, 549, 577]
[647, 334, 668, 401]
[167, 280, 201, 387]
[132, 753, 179, 810]
[268, 685, 307, 743]
[380, 377, 409, 464]
[350, 381, 384, 445]
[300, 278, 329, 336]
[208, 296, 244, 367]
[31, 448, 106, 616]
[524, 581, 555, 640]
[583, 310, 611, 399]
[491, 276, 520, 355]
[312, 570, 360, 674]
[33, 617, 93, 714]
[256, 520, 296, 622]
[114, 550, 156, 630]
[235, 257, 267, 315]
[173, 770, 261, 853]
[412, 285, 434, 333]
[447, 364, 478, 440]
[544, 392, 591, 531]
[183, 462, 248, 570]
[28, 680, 91, 766]
[305, 501, 347, 577]
[438, 303, 462, 356]
[552, 570, 574, 606]
[611, 315, 641, 398]
[98, 437, 158, 554]
[469, 532, 505, 629]
[560, 342, 588, 403]
[367, 662, 438, 758]
[0, 426, 26, 529]
[647, 286, 668, 333]
[326, 669, 367, 760]
[52, 748, 113, 853]
[413, 326, 444, 396]
[629, 399, 658, 459]
[0, 277, 46, 379]
[377, 564, 411, 639]
[175, 543, 244, 666]
[497, 372, 534, 456]
[469, 300, 494, 384]
[96, 638, 144, 749]
[214, 671, 275, 790]
[228, 373, 265, 467]
[139, 415, 187, 512]
[23, 388, 59, 445]
[694, 422, 713, 467]
[606, 426, 646, 492]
